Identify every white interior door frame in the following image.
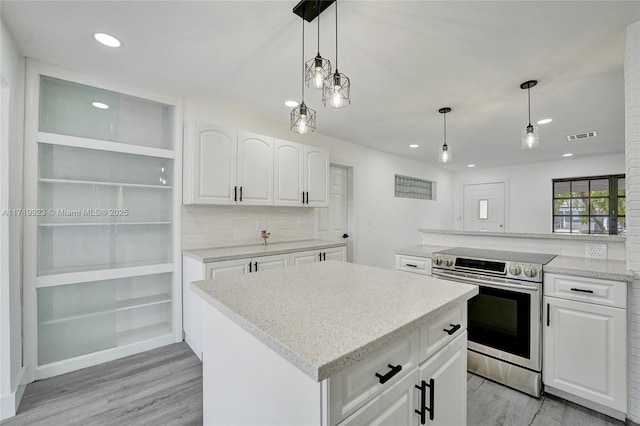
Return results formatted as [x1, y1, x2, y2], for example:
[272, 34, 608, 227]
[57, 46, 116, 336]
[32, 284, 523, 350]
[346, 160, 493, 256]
[315, 157, 357, 263]
[458, 179, 510, 232]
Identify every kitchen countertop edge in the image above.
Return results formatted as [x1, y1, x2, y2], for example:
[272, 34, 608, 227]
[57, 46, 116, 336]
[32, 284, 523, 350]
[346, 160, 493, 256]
[544, 256, 633, 283]
[418, 228, 625, 242]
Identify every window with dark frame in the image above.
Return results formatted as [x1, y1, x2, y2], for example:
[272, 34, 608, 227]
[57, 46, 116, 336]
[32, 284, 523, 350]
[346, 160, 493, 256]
[552, 174, 625, 235]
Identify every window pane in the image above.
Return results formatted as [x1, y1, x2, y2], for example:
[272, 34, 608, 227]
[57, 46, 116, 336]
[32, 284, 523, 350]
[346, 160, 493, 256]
[553, 199, 571, 215]
[618, 198, 626, 216]
[618, 217, 626, 234]
[553, 216, 571, 233]
[571, 180, 589, 197]
[590, 217, 609, 234]
[554, 181, 571, 198]
[590, 179, 609, 197]
[571, 217, 589, 233]
[571, 199, 588, 215]
[618, 178, 626, 196]
[589, 198, 609, 215]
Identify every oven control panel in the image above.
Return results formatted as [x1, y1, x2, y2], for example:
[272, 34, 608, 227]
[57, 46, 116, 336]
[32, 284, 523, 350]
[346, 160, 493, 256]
[431, 255, 543, 283]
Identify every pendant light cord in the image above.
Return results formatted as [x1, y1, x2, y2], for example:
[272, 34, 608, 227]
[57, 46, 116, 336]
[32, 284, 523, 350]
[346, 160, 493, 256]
[335, 0, 339, 70]
[527, 86, 531, 127]
[301, 17, 305, 102]
[443, 111, 447, 147]
[317, 0, 320, 54]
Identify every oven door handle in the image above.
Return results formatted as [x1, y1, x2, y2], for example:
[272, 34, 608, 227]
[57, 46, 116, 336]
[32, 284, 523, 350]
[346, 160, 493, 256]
[432, 270, 539, 292]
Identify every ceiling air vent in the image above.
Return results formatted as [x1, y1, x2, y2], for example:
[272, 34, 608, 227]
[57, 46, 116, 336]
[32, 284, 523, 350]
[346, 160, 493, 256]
[566, 131, 597, 141]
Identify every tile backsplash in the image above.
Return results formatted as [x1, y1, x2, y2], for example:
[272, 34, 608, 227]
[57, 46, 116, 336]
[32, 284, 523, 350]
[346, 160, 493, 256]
[182, 205, 315, 250]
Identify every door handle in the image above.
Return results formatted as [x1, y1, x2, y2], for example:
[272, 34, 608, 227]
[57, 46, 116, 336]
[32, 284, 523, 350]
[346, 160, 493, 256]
[414, 378, 434, 424]
[342, 233, 349, 238]
[234, 186, 237, 202]
[322, 252, 326, 261]
[375, 364, 402, 384]
[318, 252, 322, 262]
[239, 186, 243, 202]
[248, 262, 252, 273]
[301, 191, 305, 204]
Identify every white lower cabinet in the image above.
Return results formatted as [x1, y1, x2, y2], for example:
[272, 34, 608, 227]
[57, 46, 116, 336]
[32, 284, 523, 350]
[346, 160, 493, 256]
[289, 246, 347, 265]
[395, 254, 432, 276]
[543, 273, 627, 420]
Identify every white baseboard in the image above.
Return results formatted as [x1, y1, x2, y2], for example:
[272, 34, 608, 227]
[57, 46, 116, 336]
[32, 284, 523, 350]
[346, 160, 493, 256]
[0, 366, 26, 421]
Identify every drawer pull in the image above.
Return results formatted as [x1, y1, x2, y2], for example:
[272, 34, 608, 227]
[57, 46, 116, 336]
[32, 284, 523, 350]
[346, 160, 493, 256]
[570, 287, 594, 294]
[405, 263, 418, 268]
[414, 378, 434, 424]
[375, 364, 402, 385]
[443, 323, 461, 335]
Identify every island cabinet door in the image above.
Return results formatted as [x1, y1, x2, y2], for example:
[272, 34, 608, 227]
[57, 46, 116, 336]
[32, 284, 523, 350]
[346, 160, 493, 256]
[417, 331, 467, 426]
[338, 369, 420, 426]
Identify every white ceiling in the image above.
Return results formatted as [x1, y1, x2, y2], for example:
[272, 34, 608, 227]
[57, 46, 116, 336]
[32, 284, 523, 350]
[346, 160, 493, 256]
[3, 1, 639, 171]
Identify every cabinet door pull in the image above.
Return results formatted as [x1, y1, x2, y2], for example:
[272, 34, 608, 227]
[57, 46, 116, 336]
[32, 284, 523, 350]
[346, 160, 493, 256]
[375, 364, 402, 385]
[318, 252, 323, 262]
[414, 378, 434, 424]
[248, 262, 252, 273]
[301, 192, 305, 204]
[443, 323, 461, 335]
[254, 261, 258, 272]
[546, 303, 550, 327]
[570, 287, 594, 294]
[322, 252, 326, 261]
[239, 186, 243, 202]
[405, 263, 418, 268]
[305, 191, 309, 204]
[234, 186, 237, 202]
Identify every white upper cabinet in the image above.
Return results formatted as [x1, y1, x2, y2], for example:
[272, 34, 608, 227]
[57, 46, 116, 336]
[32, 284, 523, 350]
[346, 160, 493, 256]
[274, 139, 329, 207]
[304, 145, 329, 207]
[274, 139, 304, 206]
[188, 121, 237, 205]
[237, 131, 274, 205]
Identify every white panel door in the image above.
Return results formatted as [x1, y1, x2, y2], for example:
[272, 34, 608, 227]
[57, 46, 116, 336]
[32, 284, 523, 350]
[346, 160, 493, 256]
[543, 297, 626, 411]
[193, 122, 237, 205]
[462, 182, 505, 231]
[318, 166, 348, 241]
[303, 146, 329, 206]
[274, 139, 304, 206]
[237, 131, 274, 205]
[418, 332, 467, 426]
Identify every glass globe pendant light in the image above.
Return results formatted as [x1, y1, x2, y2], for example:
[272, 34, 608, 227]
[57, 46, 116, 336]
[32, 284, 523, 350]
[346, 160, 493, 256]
[438, 107, 452, 164]
[291, 17, 316, 135]
[305, 1, 331, 90]
[322, 0, 351, 109]
[520, 80, 539, 149]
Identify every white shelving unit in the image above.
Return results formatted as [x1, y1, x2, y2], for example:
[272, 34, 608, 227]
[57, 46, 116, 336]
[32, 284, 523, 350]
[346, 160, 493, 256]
[23, 60, 182, 381]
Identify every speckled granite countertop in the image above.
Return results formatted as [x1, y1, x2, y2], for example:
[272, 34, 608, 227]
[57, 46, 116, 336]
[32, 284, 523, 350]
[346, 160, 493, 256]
[184, 239, 347, 263]
[192, 261, 478, 381]
[418, 228, 625, 242]
[394, 244, 451, 258]
[545, 256, 633, 282]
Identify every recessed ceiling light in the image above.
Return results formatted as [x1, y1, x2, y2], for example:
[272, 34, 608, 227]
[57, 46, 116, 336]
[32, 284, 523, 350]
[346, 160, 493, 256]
[409, 144, 419, 148]
[285, 100, 299, 108]
[91, 102, 109, 110]
[563, 153, 574, 157]
[93, 32, 122, 48]
[537, 118, 553, 125]
[467, 164, 475, 168]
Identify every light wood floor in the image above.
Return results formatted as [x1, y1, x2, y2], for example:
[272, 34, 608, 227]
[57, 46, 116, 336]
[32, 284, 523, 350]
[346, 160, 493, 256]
[1, 343, 202, 426]
[1, 342, 629, 425]
[467, 372, 626, 426]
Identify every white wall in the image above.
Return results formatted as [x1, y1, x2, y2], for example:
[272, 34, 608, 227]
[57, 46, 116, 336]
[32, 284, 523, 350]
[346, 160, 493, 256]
[453, 154, 625, 234]
[0, 16, 25, 421]
[183, 98, 455, 269]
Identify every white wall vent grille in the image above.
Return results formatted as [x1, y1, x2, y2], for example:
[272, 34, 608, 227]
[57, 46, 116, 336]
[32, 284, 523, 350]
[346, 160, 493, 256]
[566, 131, 597, 141]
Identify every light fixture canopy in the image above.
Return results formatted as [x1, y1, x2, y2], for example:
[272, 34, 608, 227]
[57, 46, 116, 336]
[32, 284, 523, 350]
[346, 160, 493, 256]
[322, 0, 351, 109]
[438, 107, 452, 164]
[520, 80, 539, 149]
[291, 17, 316, 134]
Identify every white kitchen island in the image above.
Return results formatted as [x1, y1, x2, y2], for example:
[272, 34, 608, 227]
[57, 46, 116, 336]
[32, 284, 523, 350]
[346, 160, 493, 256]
[192, 261, 478, 425]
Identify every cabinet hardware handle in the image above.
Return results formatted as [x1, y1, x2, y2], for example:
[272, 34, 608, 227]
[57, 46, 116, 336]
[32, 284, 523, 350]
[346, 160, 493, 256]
[414, 378, 434, 424]
[322, 252, 326, 261]
[239, 186, 243, 202]
[234, 186, 237, 202]
[570, 287, 594, 294]
[375, 364, 402, 385]
[405, 263, 418, 268]
[302, 192, 305, 204]
[254, 262, 257, 272]
[306, 191, 309, 204]
[248, 262, 252, 273]
[342, 233, 349, 238]
[443, 323, 461, 335]
[546, 303, 550, 327]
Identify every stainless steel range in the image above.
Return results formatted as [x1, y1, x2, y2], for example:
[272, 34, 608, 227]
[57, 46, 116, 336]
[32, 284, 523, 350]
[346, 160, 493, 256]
[431, 247, 556, 397]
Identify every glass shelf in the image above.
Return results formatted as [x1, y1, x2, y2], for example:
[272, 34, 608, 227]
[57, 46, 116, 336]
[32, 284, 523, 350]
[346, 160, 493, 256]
[39, 178, 173, 190]
[39, 76, 173, 150]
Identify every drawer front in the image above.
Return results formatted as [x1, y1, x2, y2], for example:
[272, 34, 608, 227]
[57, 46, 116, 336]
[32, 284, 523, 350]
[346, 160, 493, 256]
[420, 304, 467, 363]
[544, 273, 626, 308]
[395, 255, 431, 276]
[329, 329, 419, 426]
